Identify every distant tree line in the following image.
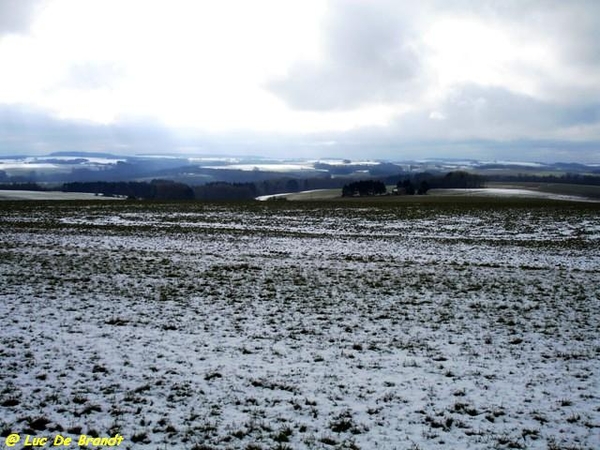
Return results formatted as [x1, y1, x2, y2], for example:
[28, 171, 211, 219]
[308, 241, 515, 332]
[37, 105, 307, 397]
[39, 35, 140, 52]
[486, 173, 600, 186]
[194, 182, 258, 200]
[194, 177, 348, 200]
[395, 179, 430, 195]
[430, 171, 485, 188]
[0, 182, 46, 191]
[393, 171, 485, 195]
[1, 176, 347, 200]
[62, 180, 194, 200]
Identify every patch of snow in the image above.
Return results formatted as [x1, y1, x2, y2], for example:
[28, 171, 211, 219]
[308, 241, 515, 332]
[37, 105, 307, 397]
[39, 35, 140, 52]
[202, 164, 323, 172]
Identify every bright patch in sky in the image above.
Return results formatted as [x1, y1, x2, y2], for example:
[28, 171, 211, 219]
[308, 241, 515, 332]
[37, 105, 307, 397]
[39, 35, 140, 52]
[0, 0, 329, 128]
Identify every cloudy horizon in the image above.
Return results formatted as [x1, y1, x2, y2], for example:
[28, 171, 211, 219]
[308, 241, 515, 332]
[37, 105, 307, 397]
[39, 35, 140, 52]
[0, 0, 599, 162]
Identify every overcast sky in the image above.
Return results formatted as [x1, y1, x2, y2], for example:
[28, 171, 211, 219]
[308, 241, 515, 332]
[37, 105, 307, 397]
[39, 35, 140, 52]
[0, 0, 598, 162]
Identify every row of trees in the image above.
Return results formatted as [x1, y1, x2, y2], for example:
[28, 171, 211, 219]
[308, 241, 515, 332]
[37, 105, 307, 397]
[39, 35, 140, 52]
[342, 180, 387, 197]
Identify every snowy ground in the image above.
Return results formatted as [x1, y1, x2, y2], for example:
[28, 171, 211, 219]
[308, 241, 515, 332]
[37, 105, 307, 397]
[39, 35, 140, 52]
[1, 201, 599, 449]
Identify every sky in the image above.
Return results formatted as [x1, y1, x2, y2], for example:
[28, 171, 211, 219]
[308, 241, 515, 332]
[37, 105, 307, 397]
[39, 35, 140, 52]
[0, 0, 599, 162]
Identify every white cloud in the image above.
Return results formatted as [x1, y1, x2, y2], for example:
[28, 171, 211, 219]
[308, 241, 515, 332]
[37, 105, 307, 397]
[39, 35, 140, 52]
[0, 0, 598, 161]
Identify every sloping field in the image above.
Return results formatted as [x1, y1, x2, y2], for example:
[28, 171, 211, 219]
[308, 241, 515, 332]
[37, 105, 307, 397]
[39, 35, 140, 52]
[428, 187, 599, 203]
[487, 182, 600, 200]
[1, 200, 599, 449]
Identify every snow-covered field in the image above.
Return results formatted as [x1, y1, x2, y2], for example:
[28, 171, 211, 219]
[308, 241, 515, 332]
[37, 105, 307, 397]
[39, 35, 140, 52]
[431, 188, 599, 203]
[1, 201, 599, 449]
[0, 190, 125, 201]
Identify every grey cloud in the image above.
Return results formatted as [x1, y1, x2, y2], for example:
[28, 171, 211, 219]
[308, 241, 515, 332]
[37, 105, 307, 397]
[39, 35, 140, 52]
[267, 0, 423, 111]
[541, 2, 600, 68]
[0, 0, 42, 35]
